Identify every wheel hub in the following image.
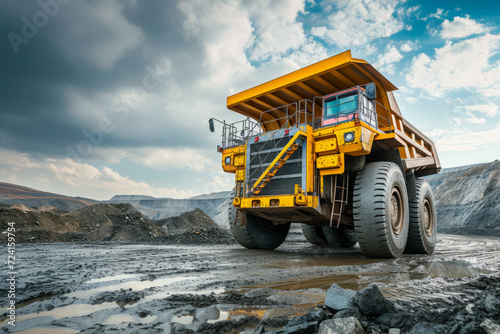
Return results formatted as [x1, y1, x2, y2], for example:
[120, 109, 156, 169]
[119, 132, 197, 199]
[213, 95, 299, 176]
[423, 198, 434, 237]
[390, 187, 404, 235]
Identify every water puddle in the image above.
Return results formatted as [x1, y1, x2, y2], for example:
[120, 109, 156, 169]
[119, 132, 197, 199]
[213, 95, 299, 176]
[171, 314, 194, 324]
[408, 261, 490, 279]
[16, 328, 78, 334]
[0, 302, 118, 327]
[66, 276, 195, 298]
[249, 260, 490, 294]
[85, 274, 140, 284]
[246, 273, 382, 292]
[104, 314, 157, 325]
[207, 311, 229, 324]
[262, 254, 382, 269]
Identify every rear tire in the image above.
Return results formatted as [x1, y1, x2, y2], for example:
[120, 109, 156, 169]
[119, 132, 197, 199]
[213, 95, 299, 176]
[353, 162, 409, 258]
[301, 224, 357, 247]
[405, 179, 437, 254]
[321, 225, 357, 248]
[301, 224, 320, 245]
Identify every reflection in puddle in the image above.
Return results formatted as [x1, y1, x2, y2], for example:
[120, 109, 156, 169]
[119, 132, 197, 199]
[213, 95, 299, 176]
[16, 328, 78, 334]
[104, 314, 157, 325]
[249, 261, 491, 293]
[172, 314, 194, 324]
[1, 302, 118, 326]
[410, 261, 490, 279]
[66, 276, 194, 298]
[85, 274, 140, 284]
[246, 274, 381, 292]
[104, 314, 135, 324]
[263, 254, 381, 269]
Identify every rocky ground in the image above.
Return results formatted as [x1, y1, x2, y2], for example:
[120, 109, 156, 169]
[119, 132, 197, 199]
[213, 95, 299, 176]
[1, 234, 499, 333]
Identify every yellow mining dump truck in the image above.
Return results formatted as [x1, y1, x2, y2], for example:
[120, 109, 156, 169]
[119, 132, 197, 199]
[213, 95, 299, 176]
[209, 50, 441, 258]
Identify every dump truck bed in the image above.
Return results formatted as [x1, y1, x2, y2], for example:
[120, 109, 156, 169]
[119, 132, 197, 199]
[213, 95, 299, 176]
[227, 50, 440, 176]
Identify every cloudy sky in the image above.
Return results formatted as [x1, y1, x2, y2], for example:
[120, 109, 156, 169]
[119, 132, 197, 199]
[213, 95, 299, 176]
[1, 0, 499, 200]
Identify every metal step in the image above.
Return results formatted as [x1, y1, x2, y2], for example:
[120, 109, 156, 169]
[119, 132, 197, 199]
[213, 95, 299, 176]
[249, 173, 302, 183]
[250, 158, 301, 169]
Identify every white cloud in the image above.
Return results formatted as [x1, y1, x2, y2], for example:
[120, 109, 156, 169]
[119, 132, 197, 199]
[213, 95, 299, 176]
[421, 8, 444, 21]
[465, 103, 499, 117]
[400, 43, 412, 52]
[406, 97, 418, 104]
[93, 147, 215, 172]
[440, 15, 489, 39]
[245, 0, 307, 61]
[0, 149, 197, 200]
[430, 123, 500, 152]
[463, 111, 485, 124]
[374, 45, 404, 74]
[311, 0, 405, 48]
[406, 34, 500, 97]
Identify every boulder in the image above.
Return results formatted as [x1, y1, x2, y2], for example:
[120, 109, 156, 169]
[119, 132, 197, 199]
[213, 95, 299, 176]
[484, 293, 499, 314]
[325, 283, 356, 311]
[481, 319, 500, 334]
[353, 284, 396, 316]
[317, 317, 365, 334]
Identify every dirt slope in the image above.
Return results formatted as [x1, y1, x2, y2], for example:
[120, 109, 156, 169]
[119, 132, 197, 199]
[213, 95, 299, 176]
[0, 182, 96, 212]
[0, 203, 164, 243]
[428, 160, 500, 236]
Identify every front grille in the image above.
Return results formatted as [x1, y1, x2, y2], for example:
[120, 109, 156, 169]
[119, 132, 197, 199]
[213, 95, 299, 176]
[247, 134, 304, 196]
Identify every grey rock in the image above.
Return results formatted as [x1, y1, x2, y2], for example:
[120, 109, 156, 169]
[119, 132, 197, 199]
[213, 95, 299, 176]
[333, 308, 361, 320]
[353, 284, 396, 316]
[286, 307, 326, 327]
[481, 319, 500, 334]
[194, 305, 219, 322]
[465, 303, 474, 315]
[318, 317, 366, 334]
[325, 283, 357, 311]
[265, 321, 318, 334]
[484, 293, 499, 313]
[407, 322, 438, 334]
[388, 329, 401, 334]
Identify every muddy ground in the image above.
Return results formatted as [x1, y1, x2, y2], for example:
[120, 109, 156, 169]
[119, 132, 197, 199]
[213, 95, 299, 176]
[1, 230, 499, 334]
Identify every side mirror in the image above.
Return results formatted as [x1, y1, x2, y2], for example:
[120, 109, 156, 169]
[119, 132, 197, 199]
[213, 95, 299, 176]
[365, 83, 376, 100]
[209, 118, 215, 132]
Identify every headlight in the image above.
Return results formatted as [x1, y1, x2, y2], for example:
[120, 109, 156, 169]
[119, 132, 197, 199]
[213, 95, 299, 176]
[344, 131, 355, 142]
[224, 156, 231, 165]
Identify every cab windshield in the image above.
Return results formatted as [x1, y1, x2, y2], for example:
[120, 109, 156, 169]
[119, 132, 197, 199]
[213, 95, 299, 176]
[322, 90, 358, 126]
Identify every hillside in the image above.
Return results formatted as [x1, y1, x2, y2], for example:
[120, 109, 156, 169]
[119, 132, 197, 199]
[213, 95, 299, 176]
[0, 182, 97, 212]
[0, 203, 164, 243]
[107, 191, 232, 226]
[427, 160, 500, 236]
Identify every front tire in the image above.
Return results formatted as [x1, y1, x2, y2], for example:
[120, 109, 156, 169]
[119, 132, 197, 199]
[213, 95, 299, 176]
[353, 162, 409, 258]
[230, 212, 290, 250]
[405, 179, 437, 254]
